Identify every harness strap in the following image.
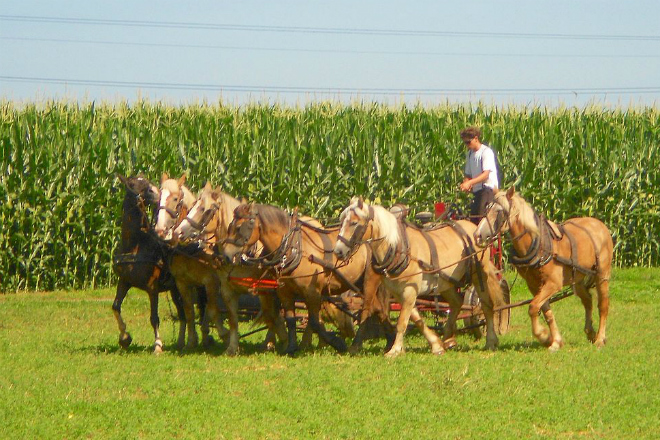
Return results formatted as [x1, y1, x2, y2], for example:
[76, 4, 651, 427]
[449, 220, 485, 291]
[372, 219, 410, 277]
[554, 222, 599, 278]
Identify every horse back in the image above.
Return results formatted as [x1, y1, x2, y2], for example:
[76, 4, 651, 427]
[558, 217, 614, 272]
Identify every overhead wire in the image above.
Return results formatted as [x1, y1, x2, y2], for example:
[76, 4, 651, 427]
[1, 75, 659, 96]
[2, 14, 660, 41]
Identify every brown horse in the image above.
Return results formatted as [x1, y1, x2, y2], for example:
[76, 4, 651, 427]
[112, 175, 185, 353]
[474, 187, 613, 350]
[333, 197, 506, 357]
[222, 203, 390, 355]
[172, 184, 290, 355]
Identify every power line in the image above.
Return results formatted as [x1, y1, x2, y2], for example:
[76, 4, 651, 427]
[2, 14, 660, 41]
[1, 75, 659, 96]
[4, 36, 660, 59]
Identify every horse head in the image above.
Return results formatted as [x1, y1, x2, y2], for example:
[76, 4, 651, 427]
[474, 187, 539, 246]
[171, 181, 221, 244]
[155, 173, 195, 241]
[223, 203, 260, 263]
[333, 197, 375, 260]
[117, 174, 160, 206]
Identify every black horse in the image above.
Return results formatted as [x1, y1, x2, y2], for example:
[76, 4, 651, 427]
[112, 175, 203, 353]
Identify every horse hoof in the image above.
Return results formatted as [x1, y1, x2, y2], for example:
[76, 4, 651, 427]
[333, 339, 348, 354]
[224, 347, 239, 357]
[548, 341, 563, 352]
[348, 344, 362, 356]
[595, 338, 606, 348]
[203, 336, 216, 348]
[153, 344, 163, 355]
[262, 342, 276, 352]
[384, 348, 404, 358]
[119, 333, 133, 349]
[444, 339, 457, 350]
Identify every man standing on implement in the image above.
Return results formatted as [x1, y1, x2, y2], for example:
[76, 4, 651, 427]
[459, 126, 499, 224]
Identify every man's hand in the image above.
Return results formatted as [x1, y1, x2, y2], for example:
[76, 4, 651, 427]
[460, 178, 472, 192]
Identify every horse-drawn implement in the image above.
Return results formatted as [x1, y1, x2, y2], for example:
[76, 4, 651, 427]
[112, 174, 611, 356]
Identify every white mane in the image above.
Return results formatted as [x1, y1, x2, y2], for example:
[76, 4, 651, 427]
[343, 198, 400, 248]
[495, 191, 539, 237]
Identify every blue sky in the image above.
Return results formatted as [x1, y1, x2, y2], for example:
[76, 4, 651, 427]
[1, 1, 659, 107]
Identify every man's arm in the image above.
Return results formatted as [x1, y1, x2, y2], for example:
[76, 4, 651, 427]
[459, 170, 490, 192]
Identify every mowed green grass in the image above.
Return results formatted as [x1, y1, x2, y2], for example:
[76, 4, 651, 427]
[1, 267, 659, 439]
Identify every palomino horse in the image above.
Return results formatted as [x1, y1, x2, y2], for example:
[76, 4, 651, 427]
[474, 187, 613, 350]
[154, 175, 221, 349]
[112, 175, 185, 353]
[333, 198, 506, 357]
[173, 184, 289, 355]
[222, 203, 389, 355]
[154, 173, 195, 241]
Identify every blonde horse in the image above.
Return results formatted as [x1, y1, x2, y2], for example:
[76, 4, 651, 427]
[155, 175, 222, 349]
[333, 198, 505, 357]
[474, 187, 613, 350]
[173, 185, 289, 355]
[222, 203, 389, 355]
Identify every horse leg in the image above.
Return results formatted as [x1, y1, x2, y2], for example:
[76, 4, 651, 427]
[473, 262, 503, 351]
[410, 306, 444, 355]
[385, 285, 417, 358]
[147, 290, 164, 354]
[440, 288, 463, 350]
[169, 285, 188, 350]
[259, 293, 287, 351]
[204, 278, 233, 353]
[594, 278, 610, 347]
[305, 294, 347, 353]
[529, 284, 563, 351]
[176, 281, 199, 349]
[274, 289, 299, 355]
[196, 287, 214, 348]
[573, 283, 596, 342]
[219, 284, 240, 356]
[112, 280, 133, 348]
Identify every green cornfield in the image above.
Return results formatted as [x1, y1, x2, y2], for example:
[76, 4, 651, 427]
[1, 100, 658, 292]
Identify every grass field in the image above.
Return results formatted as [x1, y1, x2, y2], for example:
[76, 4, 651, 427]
[1, 267, 660, 439]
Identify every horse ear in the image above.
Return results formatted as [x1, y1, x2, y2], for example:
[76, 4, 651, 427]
[161, 172, 169, 184]
[506, 186, 515, 200]
[204, 181, 212, 191]
[211, 187, 221, 200]
[117, 174, 129, 187]
[357, 197, 364, 210]
[177, 174, 187, 186]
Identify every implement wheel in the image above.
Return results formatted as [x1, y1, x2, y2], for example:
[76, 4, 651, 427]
[462, 286, 483, 339]
[462, 279, 511, 338]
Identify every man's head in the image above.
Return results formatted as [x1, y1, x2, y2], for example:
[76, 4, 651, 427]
[460, 126, 482, 151]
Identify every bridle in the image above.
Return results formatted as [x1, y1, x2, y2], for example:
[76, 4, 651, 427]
[224, 210, 257, 248]
[182, 202, 221, 241]
[481, 199, 529, 246]
[124, 180, 156, 233]
[336, 205, 377, 256]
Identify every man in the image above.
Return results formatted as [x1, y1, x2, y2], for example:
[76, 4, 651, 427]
[459, 126, 499, 224]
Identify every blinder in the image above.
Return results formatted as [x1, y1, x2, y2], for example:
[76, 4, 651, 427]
[337, 205, 374, 253]
[225, 212, 257, 247]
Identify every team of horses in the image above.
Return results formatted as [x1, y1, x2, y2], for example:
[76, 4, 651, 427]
[113, 174, 613, 356]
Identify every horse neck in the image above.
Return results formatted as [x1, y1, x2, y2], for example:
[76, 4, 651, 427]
[214, 193, 242, 239]
[256, 205, 290, 253]
[181, 186, 196, 210]
[370, 205, 399, 263]
[120, 194, 149, 250]
[508, 201, 537, 257]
